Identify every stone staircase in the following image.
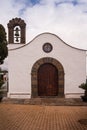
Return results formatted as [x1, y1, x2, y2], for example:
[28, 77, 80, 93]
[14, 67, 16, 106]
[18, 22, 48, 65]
[2, 97, 87, 106]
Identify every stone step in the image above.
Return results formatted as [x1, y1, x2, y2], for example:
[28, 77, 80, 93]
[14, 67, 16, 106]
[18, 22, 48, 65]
[1, 97, 87, 106]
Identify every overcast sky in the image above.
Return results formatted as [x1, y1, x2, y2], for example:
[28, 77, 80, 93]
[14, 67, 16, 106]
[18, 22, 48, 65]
[0, 0, 87, 71]
[0, 0, 87, 50]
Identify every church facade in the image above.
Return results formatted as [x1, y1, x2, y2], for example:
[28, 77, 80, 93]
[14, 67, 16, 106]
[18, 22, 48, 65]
[7, 18, 86, 99]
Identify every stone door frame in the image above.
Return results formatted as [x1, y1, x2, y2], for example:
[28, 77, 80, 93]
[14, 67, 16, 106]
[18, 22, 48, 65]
[31, 57, 64, 98]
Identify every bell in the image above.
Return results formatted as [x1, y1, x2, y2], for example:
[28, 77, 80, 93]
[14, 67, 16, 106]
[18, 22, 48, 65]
[16, 37, 19, 42]
[15, 27, 19, 37]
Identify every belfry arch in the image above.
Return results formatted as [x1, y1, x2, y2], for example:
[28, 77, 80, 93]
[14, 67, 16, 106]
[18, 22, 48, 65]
[7, 17, 26, 44]
[31, 57, 64, 98]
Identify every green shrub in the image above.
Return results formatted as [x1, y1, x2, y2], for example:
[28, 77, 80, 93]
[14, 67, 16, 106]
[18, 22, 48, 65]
[79, 83, 87, 90]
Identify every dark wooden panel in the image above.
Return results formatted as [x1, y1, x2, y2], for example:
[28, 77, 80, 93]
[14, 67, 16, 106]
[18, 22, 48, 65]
[38, 63, 58, 96]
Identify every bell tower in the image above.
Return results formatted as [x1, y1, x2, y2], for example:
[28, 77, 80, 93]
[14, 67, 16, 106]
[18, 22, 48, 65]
[7, 18, 26, 44]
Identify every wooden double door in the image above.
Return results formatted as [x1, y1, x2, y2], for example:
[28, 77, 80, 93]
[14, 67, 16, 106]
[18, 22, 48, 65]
[38, 63, 58, 96]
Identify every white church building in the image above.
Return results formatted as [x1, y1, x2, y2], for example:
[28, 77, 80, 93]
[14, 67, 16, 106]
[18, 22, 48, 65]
[7, 18, 86, 99]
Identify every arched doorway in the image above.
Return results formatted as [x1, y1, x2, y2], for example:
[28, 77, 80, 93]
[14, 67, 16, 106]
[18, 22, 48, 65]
[31, 57, 64, 98]
[38, 63, 58, 96]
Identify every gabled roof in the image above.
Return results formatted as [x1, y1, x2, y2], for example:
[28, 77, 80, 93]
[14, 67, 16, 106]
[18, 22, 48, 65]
[9, 32, 87, 51]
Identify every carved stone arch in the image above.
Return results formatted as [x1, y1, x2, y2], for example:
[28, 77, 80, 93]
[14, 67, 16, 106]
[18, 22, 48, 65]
[7, 17, 26, 44]
[31, 57, 64, 98]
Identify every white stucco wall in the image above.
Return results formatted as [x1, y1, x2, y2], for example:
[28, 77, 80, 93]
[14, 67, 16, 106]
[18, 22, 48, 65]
[8, 33, 86, 98]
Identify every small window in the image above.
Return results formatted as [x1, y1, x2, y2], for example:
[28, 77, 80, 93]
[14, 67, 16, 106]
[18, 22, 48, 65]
[43, 43, 53, 53]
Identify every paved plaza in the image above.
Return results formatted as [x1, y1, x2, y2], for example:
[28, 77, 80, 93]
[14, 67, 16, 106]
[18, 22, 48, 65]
[0, 104, 87, 130]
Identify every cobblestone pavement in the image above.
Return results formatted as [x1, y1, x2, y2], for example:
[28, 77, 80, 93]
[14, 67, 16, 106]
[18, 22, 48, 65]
[0, 104, 87, 130]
